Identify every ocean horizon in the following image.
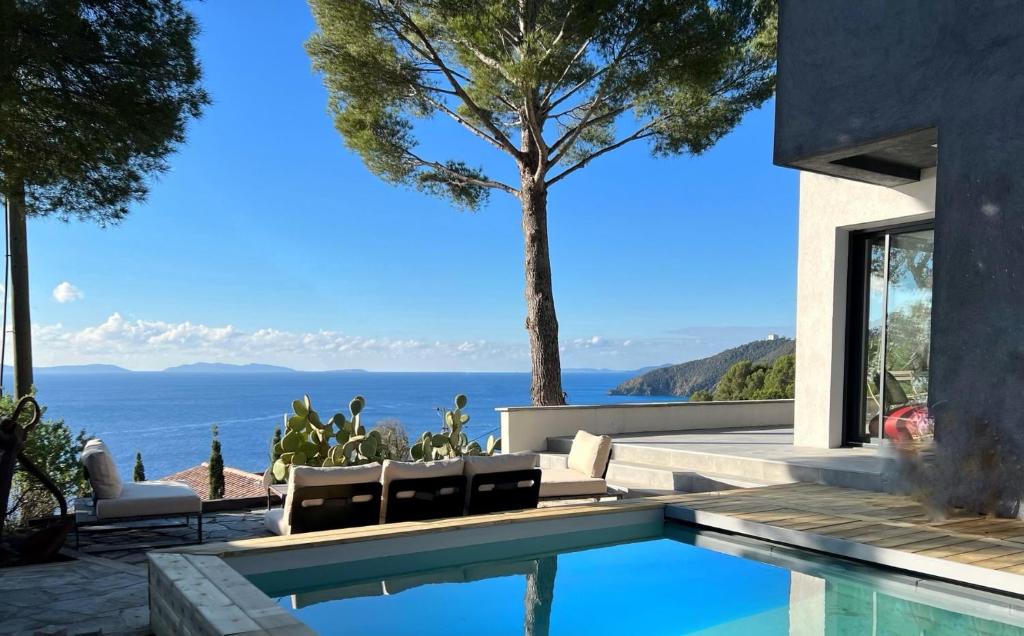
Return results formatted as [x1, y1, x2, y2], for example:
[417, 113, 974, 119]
[32, 370, 684, 481]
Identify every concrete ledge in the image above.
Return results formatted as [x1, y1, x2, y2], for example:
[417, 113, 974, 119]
[665, 504, 1024, 597]
[499, 400, 794, 452]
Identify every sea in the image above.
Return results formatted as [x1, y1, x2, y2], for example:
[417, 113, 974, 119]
[32, 371, 682, 479]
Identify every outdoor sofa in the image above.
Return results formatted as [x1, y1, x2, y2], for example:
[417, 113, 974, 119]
[78, 438, 203, 544]
[265, 453, 542, 536]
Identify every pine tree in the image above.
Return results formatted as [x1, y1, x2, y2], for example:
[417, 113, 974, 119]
[0, 1, 208, 398]
[208, 425, 225, 500]
[306, 0, 775, 405]
[133, 452, 146, 482]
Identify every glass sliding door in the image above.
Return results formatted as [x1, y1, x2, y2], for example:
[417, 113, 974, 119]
[846, 225, 934, 445]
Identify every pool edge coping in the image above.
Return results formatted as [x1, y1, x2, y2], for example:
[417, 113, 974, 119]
[148, 496, 683, 636]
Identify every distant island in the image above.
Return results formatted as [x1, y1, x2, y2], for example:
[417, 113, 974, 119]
[35, 364, 133, 375]
[610, 337, 796, 397]
[162, 362, 296, 373]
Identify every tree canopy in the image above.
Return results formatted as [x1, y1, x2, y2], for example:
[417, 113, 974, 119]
[705, 353, 794, 401]
[0, 0, 209, 221]
[306, 0, 776, 209]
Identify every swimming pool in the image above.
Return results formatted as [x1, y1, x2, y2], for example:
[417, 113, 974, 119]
[247, 521, 1024, 635]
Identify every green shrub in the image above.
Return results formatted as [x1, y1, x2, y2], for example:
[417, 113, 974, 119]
[4, 394, 88, 527]
[372, 419, 410, 461]
[688, 389, 714, 402]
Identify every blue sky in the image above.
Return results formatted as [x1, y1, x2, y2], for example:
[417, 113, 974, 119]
[21, 2, 797, 372]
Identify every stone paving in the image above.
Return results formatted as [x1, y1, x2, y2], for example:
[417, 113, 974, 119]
[0, 509, 270, 636]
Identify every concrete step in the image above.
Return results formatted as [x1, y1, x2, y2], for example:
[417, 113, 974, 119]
[546, 435, 888, 492]
[605, 460, 785, 493]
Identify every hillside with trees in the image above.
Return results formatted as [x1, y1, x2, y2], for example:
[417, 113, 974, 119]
[610, 338, 795, 397]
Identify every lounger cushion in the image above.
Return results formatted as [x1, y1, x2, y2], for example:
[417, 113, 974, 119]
[539, 468, 607, 498]
[463, 452, 538, 477]
[285, 463, 383, 527]
[380, 458, 463, 523]
[264, 507, 288, 536]
[81, 439, 123, 499]
[94, 480, 201, 519]
[566, 431, 613, 478]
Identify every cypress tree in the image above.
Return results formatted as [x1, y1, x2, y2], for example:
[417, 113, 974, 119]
[208, 425, 224, 500]
[133, 452, 146, 482]
[270, 426, 282, 463]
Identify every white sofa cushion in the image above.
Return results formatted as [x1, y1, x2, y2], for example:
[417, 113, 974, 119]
[81, 438, 123, 499]
[380, 458, 463, 523]
[285, 463, 382, 528]
[94, 480, 200, 519]
[539, 468, 607, 498]
[463, 452, 538, 478]
[566, 430, 612, 478]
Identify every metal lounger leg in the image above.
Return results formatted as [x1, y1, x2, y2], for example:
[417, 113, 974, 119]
[197, 513, 203, 543]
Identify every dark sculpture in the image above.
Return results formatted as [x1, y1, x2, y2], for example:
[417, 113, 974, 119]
[0, 396, 74, 565]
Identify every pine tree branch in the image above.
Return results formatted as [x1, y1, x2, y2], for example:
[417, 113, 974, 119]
[417, 92, 512, 154]
[545, 121, 661, 187]
[385, 2, 521, 159]
[407, 152, 518, 195]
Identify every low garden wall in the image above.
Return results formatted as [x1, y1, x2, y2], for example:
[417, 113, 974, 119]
[498, 399, 794, 453]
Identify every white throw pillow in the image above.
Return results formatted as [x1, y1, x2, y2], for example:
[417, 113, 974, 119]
[81, 438, 123, 499]
[566, 430, 612, 478]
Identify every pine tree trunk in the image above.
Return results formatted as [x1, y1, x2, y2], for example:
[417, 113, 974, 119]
[524, 556, 557, 636]
[520, 169, 565, 406]
[6, 181, 33, 399]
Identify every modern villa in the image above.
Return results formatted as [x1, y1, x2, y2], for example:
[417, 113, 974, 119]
[5, 3, 1024, 636]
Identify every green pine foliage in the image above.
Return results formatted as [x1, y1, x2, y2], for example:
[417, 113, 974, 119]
[133, 452, 146, 482]
[688, 389, 714, 402]
[208, 425, 225, 500]
[712, 354, 796, 401]
[0, 0, 209, 220]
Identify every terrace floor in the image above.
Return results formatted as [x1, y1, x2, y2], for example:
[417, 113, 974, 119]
[0, 509, 270, 636]
[667, 482, 1024, 596]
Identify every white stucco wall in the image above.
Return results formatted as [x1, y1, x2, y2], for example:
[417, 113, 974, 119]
[794, 169, 936, 448]
[498, 400, 794, 453]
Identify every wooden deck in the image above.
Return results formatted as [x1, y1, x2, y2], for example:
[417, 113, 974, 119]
[667, 482, 1024, 596]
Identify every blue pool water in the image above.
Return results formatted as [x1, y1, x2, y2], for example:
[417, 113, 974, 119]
[249, 523, 1024, 635]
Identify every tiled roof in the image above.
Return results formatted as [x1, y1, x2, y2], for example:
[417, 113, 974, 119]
[159, 463, 266, 501]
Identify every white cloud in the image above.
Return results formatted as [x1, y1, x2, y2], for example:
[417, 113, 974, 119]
[52, 282, 84, 303]
[24, 313, 795, 372]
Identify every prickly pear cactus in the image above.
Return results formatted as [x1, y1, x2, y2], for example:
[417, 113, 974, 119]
[410, 394, 500, 461]
[270, 394, 388, 481]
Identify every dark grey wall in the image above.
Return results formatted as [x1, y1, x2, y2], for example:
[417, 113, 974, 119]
[776, 1, 1024, 507]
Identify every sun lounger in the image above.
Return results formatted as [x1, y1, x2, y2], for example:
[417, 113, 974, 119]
[78, 438, 203, 544]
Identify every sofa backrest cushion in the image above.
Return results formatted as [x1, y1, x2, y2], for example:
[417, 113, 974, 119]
[81, 438, 123, 499]
[566, 430, 613, 478]
[380, 458, 464, 523]
[463, 452, 538, 478]
[285, 463, 382, 528]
